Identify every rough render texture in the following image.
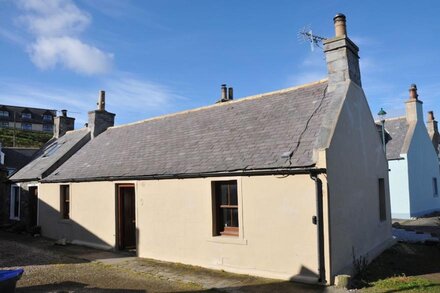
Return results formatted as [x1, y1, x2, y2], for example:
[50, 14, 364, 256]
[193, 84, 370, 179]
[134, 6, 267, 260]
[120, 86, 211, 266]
[325, 81, 393, 279]
[88, 110, 115, 139]
[323, 37, 361, 88]
[53, 116, 75, 138]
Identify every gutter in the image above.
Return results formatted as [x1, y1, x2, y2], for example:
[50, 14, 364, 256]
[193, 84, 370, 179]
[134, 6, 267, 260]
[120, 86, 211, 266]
[41, 167, 327, 183]
[310, 171, 327, 284]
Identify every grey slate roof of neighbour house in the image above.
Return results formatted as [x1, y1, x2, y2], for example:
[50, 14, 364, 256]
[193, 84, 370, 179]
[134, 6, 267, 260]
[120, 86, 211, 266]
[3, 147, 39, 174]
[0, 104, 56, 124]
[10, 128, 91, 181]
[381, 117, 408, 160]
[44, 80, 330, 182]
[44, 80, 330, 183]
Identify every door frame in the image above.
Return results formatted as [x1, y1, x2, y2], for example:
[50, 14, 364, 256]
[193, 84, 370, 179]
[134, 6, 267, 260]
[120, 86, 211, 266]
[115, 183, 136, 250]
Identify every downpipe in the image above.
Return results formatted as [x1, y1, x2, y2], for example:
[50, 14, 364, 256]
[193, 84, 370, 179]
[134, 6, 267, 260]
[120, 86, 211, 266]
[310, 172, 326, 284]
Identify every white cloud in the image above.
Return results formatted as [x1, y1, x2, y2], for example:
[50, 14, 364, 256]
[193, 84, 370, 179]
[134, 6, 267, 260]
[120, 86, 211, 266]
[15, 0, 113, 75]
[0, 76, 188, 125]
[30, 37, 113, 74]
[17, 0, 90, 36]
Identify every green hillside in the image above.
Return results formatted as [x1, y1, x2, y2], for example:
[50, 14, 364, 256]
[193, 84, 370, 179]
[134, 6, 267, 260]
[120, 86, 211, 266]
[0, 128, 52, 148]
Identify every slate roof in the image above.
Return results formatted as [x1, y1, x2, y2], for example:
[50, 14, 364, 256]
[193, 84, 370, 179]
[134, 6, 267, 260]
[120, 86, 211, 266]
[382, 117, 408, 160]
[10, 128, 90, 181]
[3, 147, 39, 174]
[0, 104, 56, 124]
[44, 80, 330, 182]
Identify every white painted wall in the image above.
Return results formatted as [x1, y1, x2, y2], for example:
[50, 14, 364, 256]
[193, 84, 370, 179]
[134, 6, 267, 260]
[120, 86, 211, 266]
[406, 122, 440, 217]
[388, 157, 411, 219]
[325, 81, 393, 279]
[39, 175, 320, 282]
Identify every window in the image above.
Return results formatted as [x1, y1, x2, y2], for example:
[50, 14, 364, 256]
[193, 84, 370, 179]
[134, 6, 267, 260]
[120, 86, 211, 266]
[433, 178, 438, 197]
[43, 124, 53, 132]
[0, 110, 9, 117]
[21, 123, 32, 131]
[0, 122, 8, 128]
[22, 112, 31, 120]
[60, 185, 70, 219]
[10, 185, 20, 220]
[212, 180, 239, 236]
[378, 178, 386, 221]
[42, 114, 52, 121]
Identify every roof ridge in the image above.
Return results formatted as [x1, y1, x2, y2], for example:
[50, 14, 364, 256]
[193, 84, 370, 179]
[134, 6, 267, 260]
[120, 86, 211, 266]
[110, 79, 328, 130]
[375, 116, 406, 123]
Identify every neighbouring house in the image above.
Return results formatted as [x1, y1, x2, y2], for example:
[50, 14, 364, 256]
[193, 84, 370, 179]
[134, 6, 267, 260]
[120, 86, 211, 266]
[2, 146, 39, 176]
[0, 105, 57, 132]
[6, 98, 115, 230]
[379, 85, 440, 219]
[39, 14, 393, 284]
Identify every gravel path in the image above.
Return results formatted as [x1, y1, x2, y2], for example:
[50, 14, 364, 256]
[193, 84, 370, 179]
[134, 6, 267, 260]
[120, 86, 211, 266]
[0, 231, 332, 292]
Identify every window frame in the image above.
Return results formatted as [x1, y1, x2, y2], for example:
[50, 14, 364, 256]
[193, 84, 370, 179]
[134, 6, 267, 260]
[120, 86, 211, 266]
[43, 124, 53, 132]
[10, 185, 20, 220]
[0, 110, 9, 117]
[60, 185, 70, 220]
[378, 178, 387, 222]
[21, 123, 32, 131]
[42, 114, 52, 122]
[21, 112, 32, 120]
[433, 177, 438, 197]
[212, 180, 239, 237]
[0, 121, 9, 128]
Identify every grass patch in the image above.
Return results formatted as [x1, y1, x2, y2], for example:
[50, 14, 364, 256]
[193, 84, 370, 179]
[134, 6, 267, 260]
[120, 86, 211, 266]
[0, 128, 51, 147]
[364, 276, 440, 292]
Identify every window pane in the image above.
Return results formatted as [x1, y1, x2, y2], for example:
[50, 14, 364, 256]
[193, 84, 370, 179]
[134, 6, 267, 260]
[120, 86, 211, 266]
[230, 183, 237, 205]
[231, 208, 238, 227]
[220, 183, 228, 205]
[378, 178, 386, 221]
[222, 208, 238, 228]
[13, 187, 19, 218]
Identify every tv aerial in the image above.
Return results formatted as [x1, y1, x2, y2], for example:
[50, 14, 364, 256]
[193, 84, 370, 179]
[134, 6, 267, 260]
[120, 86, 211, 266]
[298, 26, 327, 52]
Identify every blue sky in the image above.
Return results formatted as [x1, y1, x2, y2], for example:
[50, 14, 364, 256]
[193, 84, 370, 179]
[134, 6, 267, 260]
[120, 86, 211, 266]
[1, 0, 440, 126]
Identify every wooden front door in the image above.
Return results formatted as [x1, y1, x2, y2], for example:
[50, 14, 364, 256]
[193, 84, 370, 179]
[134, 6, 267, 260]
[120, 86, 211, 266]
[28, 186, 38, 227]
[117, 185, 136, 250]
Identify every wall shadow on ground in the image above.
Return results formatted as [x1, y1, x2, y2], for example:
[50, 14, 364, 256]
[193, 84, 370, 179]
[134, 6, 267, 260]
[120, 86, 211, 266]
[17, 281, 145, 293]
[0, 197, 133, 268]
[187, 281, 328, 293]
[360, 242, 440, 283]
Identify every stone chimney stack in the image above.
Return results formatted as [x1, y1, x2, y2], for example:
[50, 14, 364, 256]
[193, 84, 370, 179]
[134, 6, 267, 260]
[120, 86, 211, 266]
[405, 84, 423, 123]
[53, 109, 75, 138]
[323, 13, 361, 88]
[88, 90, 115, 139]
[427, 110, 440, 154]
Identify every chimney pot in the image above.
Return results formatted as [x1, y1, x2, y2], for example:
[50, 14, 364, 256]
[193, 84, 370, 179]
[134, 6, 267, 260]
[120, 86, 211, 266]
[221, 84, 227, 101]
[98, 90, 106, 111]
[428, 111, 435, 122]
[333, 13, 347, 37]
[61, 109, 67, 117]
[409, 84, 418, 100]
[228, 87, 233, 100]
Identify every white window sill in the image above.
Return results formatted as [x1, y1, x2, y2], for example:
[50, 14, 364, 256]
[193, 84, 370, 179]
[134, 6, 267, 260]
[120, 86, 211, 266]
[207, 236, 248, 245]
